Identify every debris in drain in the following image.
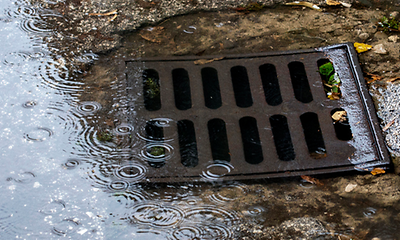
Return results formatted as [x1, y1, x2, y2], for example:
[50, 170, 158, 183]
[332, 111, 347, 122]
[125, 43, 390, 182]
[318, 61, 341, 100]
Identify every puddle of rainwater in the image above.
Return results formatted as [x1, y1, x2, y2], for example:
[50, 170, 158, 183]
[1, 0, 400, 239]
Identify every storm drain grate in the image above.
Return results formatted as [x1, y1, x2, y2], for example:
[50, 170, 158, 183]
[125, 43, 390, 182]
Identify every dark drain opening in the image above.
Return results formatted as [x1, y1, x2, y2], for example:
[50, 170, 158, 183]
[259, 63, 282, 106]
[145, 120, 165, 168]
[288, 61, 313, 103]
[177, 120, 199, 167]
[231, 66, 253, 108]
[300, 112, 327, 159]
[208, 118, 231, 162]
[172, 68, 192, 110]
[331, 108, 353, 141]
[143, 69, 161, 111]
[202, 67, 222, 109]
[239, 116, 263, 164]
[270, 115, 295, 161]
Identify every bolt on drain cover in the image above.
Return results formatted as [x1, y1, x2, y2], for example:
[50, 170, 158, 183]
[125, 43, 390, 182]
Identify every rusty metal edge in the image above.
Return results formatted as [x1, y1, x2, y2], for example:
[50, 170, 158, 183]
[141, 164, 383, 183]
[324, 43, 391, 166]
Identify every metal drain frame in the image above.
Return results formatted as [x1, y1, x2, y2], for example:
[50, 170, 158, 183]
[125, 43, 390, 182]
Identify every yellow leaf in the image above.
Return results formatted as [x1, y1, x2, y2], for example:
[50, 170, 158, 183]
[371, 168, 385, 175]
[326, 0, 341, 5]
[354, 42, 372, 53]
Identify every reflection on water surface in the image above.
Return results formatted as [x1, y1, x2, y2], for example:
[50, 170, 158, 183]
[1, 0, 400, 239]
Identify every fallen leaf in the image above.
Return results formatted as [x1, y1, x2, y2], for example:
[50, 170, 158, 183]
[326, 0, 341, 6]
[285, 1, 322, 11]
[301, 175, 324, 186]
[194, 57, 224, 65]
[332, 110, 347, 122]
[382, 119, 395, 131]
[354, 42, 372, 53]
[371, 168, 385, 175]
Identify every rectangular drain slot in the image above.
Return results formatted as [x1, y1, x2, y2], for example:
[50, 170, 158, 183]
[125, 43, 390, 182]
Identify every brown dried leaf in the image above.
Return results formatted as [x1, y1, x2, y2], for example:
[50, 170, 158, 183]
[332, 110, 347, 121]
[301, 175, 324, 186]
[326, 0, 341, 5]
[371, 168, 385, 175]
[194, 57, 224, 65]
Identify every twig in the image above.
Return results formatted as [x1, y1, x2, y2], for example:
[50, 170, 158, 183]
[89, 9, 117, 16]
[382, 119, 395, 131]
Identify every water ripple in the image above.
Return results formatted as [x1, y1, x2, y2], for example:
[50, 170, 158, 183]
[126, 203, 184, 227]
[24, 127, 53, 142]
[137, 118, 177, 142]
[208, 183, 246, 203]
[51, 218, 80, 236]
[62, 159, 80, 169]
[39, 200, 66, 215]
[114, 163, 147, 183]
[22, 100, 37, 108]
[184, 206, 239, 225]
[75, 101, 102, 116]
[113, 190, 149, 206]
[107, 180, 129, 191]
[363, 207, 377, 218]
[200, 161, 234, 181]
[7, 171, 36, 183]
[140, 143, 174, 163]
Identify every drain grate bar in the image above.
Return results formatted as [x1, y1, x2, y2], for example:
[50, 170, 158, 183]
[125, 43, 390, 182]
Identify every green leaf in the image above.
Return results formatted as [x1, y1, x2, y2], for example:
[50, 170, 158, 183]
[319, 62, 334, 76]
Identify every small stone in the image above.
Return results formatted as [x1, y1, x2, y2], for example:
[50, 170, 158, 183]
[359, 32, 369, 40]
[390, 11, 399, 18]
[345, 183, 357, 192]
[371, 237, 381, 240]
[373, 44, 387, 54]
[388, 35, 399, 43]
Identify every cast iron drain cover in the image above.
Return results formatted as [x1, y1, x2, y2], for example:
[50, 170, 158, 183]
[125, 43, 390, 182]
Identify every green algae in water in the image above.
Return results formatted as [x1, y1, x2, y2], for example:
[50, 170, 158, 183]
[144, 77, 160, 98]
[97, 131, 113, 142]
[147, 146, 165, 157]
